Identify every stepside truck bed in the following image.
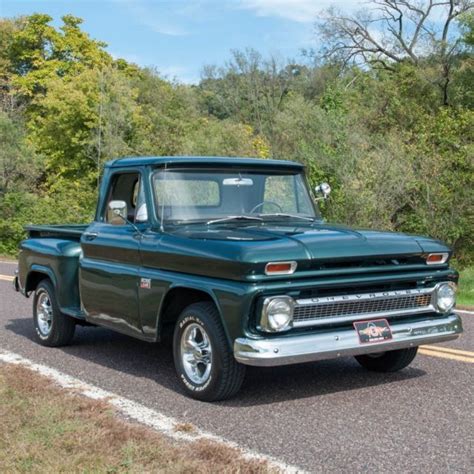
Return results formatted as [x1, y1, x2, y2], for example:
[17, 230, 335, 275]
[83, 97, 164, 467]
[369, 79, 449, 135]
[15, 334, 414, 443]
[18, 224, 90, 319]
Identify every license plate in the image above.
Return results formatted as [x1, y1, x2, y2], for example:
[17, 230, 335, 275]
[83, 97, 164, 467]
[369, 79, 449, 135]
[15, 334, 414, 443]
[353, 319, 392, 344]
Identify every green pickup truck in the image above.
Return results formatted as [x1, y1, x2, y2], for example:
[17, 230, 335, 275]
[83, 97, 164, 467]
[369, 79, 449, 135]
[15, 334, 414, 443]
[14, 156, 462, 401]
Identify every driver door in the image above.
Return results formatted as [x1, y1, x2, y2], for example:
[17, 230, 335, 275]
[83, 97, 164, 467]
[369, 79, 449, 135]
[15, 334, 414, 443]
[80, 170, 146, 337]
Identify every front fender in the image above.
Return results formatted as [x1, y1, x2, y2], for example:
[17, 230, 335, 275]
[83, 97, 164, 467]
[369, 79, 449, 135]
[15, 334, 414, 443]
[159, 283, 225, 336]
[137, 268, 256, 344]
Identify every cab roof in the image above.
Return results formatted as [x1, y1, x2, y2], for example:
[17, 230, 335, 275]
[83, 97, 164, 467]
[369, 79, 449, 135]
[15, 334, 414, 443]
[105, 156, 304, 170]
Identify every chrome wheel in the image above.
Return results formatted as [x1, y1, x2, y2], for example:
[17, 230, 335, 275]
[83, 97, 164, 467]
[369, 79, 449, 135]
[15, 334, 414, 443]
[36, 290, 53, 336]
[180, 323, 213, 384]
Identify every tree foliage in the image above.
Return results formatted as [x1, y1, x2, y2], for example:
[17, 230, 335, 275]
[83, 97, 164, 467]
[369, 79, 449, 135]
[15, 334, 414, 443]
[316, 0, 473, 105]
[0, 112, 41, 195]
[0, 7, 472, 264]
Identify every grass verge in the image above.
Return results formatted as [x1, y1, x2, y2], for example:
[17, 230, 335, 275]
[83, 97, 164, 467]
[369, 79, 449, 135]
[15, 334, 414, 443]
[458, 266, 474, 309]
[0, 364, 273, 473]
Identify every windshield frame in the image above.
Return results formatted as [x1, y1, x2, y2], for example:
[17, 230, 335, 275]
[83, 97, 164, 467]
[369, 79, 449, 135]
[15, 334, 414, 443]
[149, 165, 321, 226]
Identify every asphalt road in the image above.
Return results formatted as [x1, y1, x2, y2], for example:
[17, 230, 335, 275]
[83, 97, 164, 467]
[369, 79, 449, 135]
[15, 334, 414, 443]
[0, 260, 472, 473]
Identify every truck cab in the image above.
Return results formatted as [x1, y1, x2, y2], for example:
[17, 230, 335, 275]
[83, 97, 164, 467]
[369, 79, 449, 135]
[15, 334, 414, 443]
[14, 156, 462, 401]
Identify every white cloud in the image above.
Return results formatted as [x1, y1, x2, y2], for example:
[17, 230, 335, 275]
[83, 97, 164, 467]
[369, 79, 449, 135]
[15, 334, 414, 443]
[115, 0, 188, 36]
[132, 15, 187, 36]
[238, 0, 361, 23]
[109, 51, 144, 65]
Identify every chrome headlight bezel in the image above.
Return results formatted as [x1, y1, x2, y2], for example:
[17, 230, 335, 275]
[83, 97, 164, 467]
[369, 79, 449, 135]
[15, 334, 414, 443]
[434, 282, 457, 313]
[259, 296, 295, 332]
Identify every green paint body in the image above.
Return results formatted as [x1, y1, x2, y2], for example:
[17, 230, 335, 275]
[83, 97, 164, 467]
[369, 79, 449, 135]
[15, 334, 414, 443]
[17, 157, 458, 345]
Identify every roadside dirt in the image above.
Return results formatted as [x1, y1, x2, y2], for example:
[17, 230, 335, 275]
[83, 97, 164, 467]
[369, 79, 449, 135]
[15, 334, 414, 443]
[0, 363, 274, 473]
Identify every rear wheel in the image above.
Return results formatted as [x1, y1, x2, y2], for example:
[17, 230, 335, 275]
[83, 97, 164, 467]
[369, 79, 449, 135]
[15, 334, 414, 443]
[173, 302, 246, 402]
[355, 347, 418, 372]
[33, 280, 75, 347]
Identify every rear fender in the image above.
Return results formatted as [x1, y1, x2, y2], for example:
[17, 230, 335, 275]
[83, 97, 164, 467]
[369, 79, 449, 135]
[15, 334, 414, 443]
[25, 265, 58, 296]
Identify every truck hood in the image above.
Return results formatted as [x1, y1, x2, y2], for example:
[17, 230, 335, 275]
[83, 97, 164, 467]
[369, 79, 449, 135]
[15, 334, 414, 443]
[149, 223, 449, 280]
[172, 223, 424, 259]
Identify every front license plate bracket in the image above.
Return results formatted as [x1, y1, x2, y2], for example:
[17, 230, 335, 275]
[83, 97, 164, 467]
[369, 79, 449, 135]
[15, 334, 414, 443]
[353, 319, 393, 344]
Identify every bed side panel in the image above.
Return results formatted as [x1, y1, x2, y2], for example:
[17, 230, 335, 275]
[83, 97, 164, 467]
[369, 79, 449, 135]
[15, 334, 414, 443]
[19, 238, 82, 312]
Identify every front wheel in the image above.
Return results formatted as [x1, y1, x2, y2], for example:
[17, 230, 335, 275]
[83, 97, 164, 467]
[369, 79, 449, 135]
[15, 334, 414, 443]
[173, 302, 246, 402]
[355, 347, 418, 372]
[33, 280, 75, 347]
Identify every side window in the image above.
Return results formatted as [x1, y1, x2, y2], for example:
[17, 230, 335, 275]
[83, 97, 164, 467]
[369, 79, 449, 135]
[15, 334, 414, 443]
[104, 172, 148, 224]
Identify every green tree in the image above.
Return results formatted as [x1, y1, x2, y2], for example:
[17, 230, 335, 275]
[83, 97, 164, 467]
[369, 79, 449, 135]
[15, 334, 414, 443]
[316, 0, 474, 106]
[200, 49, 300, 145]
[182, 119, 270, 157]
[401, 108, 474, 259]
[460, 10, 474, 45]
[28, 66, 143, 187]
[0, 111, 41, 195]
[7, 14, 109, 100]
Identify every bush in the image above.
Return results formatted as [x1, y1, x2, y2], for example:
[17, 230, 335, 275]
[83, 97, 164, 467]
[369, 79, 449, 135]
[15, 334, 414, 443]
[0, 183, 96, 256]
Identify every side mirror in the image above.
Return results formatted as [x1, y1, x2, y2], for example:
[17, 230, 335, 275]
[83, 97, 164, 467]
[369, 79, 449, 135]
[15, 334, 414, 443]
[107, 200, 127, 225]
[314, 182, 331, 200]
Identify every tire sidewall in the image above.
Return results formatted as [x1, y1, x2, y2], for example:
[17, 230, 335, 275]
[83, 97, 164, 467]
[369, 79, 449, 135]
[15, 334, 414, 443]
[33, 282, 57, 342]
[173, 310, 224, 399]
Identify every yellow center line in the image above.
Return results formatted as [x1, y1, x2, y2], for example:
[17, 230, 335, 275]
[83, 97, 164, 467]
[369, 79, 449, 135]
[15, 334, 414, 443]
[421, 344, 474, 357]
[0, 275, 14, 282]
[418, 348, 474, 364]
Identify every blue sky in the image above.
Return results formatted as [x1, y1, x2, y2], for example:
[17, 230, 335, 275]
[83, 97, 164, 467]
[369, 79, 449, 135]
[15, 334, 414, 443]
[1, 0, 361, 83]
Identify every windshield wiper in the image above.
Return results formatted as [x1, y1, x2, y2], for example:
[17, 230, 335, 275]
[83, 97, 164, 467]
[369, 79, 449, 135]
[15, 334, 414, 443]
[206, 215, 263, 225]
[258, 213, 315, 222]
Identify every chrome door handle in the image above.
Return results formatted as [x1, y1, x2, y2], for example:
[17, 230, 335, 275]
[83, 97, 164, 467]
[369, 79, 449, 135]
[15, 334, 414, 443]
[83, 232, 98, 241]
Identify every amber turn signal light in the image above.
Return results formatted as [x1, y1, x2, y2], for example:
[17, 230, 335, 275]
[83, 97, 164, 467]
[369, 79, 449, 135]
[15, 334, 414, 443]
[264, 261, 297, 275]
[426, 253, 449, 265]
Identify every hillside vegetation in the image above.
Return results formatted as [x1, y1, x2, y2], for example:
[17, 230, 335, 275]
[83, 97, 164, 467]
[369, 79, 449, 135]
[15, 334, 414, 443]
[0, 2, 472, 264]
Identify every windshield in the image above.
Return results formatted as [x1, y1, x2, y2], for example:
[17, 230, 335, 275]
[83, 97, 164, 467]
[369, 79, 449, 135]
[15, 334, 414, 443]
[152, 168, 318, 224]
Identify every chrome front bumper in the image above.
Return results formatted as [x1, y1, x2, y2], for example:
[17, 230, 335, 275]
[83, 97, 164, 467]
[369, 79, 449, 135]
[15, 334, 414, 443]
[234, 313, 463, 367]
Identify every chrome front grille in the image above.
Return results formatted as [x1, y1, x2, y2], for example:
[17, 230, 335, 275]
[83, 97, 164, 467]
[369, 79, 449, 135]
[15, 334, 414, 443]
[293, 288, 435, 327]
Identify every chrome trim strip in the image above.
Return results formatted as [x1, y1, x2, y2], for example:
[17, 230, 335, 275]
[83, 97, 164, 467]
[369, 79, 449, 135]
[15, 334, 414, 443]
[234, 313, 462, 367]
[292, 285, 441, 328]
[296, 287, 433, 305]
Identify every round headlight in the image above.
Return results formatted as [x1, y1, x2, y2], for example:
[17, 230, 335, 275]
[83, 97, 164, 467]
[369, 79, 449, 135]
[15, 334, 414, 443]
[435, 283, 456, 313]
[261, 297, 294, 332]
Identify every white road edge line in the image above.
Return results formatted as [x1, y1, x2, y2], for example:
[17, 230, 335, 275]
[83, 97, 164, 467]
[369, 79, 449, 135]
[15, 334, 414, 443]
[457, 309, 474, 315]
[0, 349, 303, 474]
